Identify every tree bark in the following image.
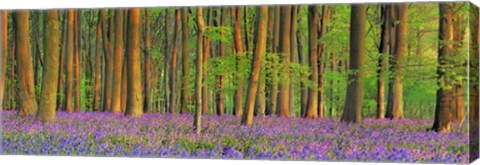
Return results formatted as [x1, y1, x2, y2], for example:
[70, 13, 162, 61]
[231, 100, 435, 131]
[216, 7, 227, 116]
[143, 9, 151, 113]
[74, 10, 81, 112]
[15, 11, 38, 117]
[386, 4, 407, 120]
[64, 10, 75, 113]
[101, 10, 113, 112]
[278, 5, 292, 118]
[170, 8, 181, 114]
[377, 5, 390, 119]
[194, 7, 205, 134]
[111, 9, 124, 114]
[232, 6, 245, 117]
[0, 11, 7, 112]
[431, 3, 455, 133]
[241, 6, 268, 125]
[305, 5, 319, 119]
[93, 11, 102, 111]
[125, 8, 144, 117]
[38, 10, 60, 122]
[340, 4, 367, 124]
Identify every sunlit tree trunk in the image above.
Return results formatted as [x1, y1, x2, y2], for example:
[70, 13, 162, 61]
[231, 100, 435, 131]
[289, 5, 298, 117]
[341, 4, 366, 124]
[110, 9, 124, 114]
[232, 6, 245, 117]
[242, 6, 268, 125]
[125, 8, 143, 117]
[305, 5, 319, 119]
[431, 3, 454, 133]
[317, 5, 330, 118]
[194, 7, 205, 134]
[64, 10, 75, 113]
[180, 8, 190, 114]
[452, 10, 465, 123]
[38, 10, 60, 122]
[268, 6, 280, 116]
[15, 11, 38, 117]
[278, 5, 292, 118]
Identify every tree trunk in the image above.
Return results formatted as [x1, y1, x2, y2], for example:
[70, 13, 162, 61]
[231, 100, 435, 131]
[101, 10, 113, 112]
[289, 5, 298, 117]
[340, 4, 367, 124]
[180, 8, 190, 114]
[15, 11, 38, 117]
[452, 11, 466, 123]
[232, 6, 245, 118]
[111, 9, 124, 114]
[93, 11, 102, 111]
[0, 11, 7, 112]
[38, 10, 60, 122]
[143, 9, 151, 113]
[170, 8, 181, 114]
[305, 5, 319, 119]
[278, 5, 292, 118]
[242, 6, 268, 125]
[317, 5, 330, 118]
[377, 5, 390, 119]
[56, 11, 67, 111]
[74, 10, 81, 112]
[64, 10, 75, 113]
[431, 3, 454, 133]
[202, 8, 212, 115]
[194, 7, 205, 134]
[125, 8, 143, 117]
[386, 4, 407, 120]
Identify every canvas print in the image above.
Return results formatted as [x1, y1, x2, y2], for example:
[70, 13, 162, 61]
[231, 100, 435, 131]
[0, 1, 479, 164]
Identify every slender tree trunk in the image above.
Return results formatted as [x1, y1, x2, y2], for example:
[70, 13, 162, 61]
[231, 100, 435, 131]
[74, 10, 81, 112]
[125, 8, 143, 117]
[385, 5, 397, 118]
[431, 3, 454, 133]
[317, 5, 330, 118]
[340, 4, 367, 124]
[121, 55, 127, 112]
[56, 12, 67, 111]
[0, 11, 7, 111]
[305, 5, 319, 119]
[15, 11, 38, 117]
[288, 5, 298, 117]
[232, 6, 245, 117]
[93, 11, 102, 111]
[242, 6, 269, 125]
[163, 9, 171, 114]
[194, 7, 205, 134]
[202, 8, 212, 115]
[377, 5, 390, 119]
[101, 10, 113, 112]
[143, 9, 151, 113]
[180, 8, 190, 114]
[38, 10, 60, 122]
[64, 10, 75, 113]
[169, 9, 181, 114]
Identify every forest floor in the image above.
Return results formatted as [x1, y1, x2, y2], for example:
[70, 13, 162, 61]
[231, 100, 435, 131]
[0, 110, 470, 163]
